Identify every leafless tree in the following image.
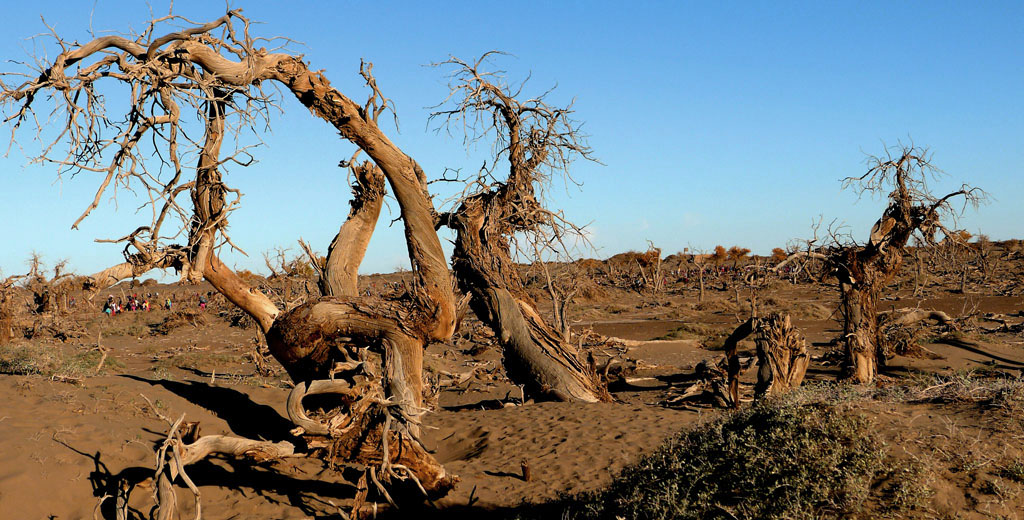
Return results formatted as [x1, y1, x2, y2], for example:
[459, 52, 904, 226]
[1, 8, 458, 510]
[0, 271, 25, 345]
[530, 249, 582, 344]
[431, 53, 610, 402]
[824, 144, 983, 383]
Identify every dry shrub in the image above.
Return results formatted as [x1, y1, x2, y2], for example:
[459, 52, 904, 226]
[884, 328, 930, 358]
[604, 303, 631, 315]
[712, 245, 727, 264]
[1003, 239, 1024, 256]
[576, 279, 608, 302]
[656, 322, 726, 341]
[151, 309, 208, 335]
[663, 253, 686, 265]
[220, 306, 256, 329]
[695, 298, 739, 314]
[0, 300, 13, 345]
[0, 342, 118, 378]
[26, 316, 87, 342]
[574, 258, 604, 272]
[771, 247, 788, 263]
[236, 269, 267, 285]
[607, 248, 660, 269]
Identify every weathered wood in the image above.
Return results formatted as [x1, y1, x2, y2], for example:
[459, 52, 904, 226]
[321, 162, 386, 298]
[826, 147, 982, 383]
[751, 314, 809, 398]
[436, 55, 610, 403]
[724, 313, 809, 405]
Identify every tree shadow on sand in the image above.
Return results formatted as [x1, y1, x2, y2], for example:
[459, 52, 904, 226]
[53, 381, 369, 519]
[120, 374, 294, 441]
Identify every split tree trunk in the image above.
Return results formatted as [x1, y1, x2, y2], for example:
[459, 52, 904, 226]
[723, 312, 809, 406]
[839, 281, 882, 383]
[751, 313, 809, 398]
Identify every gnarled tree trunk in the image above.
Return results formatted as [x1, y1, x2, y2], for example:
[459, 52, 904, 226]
[319, 161, 387, 298]
[724, 313, 809, 405]
[432, 55, 610, 403]
[449, 201, 609, 403]
[751, 313, 809, 397]
[825, 147, 980, 384]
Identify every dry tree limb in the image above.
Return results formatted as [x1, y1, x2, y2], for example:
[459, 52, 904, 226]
[661, 357, 749, 409]
[286, 378, 363, 436]
[147, 412, 297, 520]
[884, 308, 954, 327]
[771, 250, 827, 272]
[92, 494, 110, 520]
[94, 330, 108, 375]
[289, 375, 457, 498]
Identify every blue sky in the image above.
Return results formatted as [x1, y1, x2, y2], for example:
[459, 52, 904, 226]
[1, 1, 1021, 279]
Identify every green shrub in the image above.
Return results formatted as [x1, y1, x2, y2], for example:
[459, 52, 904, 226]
[522, 396, 923, 519]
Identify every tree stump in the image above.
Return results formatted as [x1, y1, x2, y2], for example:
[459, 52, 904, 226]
[724, 312, 809, 405]
[751, 313, 809, 398]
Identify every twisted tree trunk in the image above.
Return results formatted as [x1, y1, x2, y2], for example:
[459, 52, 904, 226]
[448, 202, 609, 403]
[751, 313, 809, 397]
[320, 162, 387, 298]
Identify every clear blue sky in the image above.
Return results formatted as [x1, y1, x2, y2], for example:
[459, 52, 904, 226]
[1, 1, 1021, 279]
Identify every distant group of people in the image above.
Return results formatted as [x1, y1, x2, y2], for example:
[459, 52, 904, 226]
[99, 291, 216, 316]
[102, 293, 165, 315]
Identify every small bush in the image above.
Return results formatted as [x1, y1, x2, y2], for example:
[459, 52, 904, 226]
[150, 309, 208, 335]
[655, 322, 723, 341]
[521, 395, 924, 519]
[999, 459, 1024, 484]
[694, 299, 739, 314]
[0, 343, 121, 378]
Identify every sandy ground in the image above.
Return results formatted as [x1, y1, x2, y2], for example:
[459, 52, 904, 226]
[3, 267, 1024, 519]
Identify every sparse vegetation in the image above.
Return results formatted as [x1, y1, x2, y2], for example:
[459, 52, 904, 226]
[520, 390, 927, 520]
[0, 342, 122, 378]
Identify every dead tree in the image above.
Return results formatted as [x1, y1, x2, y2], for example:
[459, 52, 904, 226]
[532, 253, 582, 344]
[20, 255, 77, 314]
[723, 313, 809, 406]
[1, 8, 457, 507]
[0, 273, 24, 345]
[825, 145, 983, 383]
[431, 53, 609, 402]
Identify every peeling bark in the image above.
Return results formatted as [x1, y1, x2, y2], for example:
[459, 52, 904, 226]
[434, 55, 609, 403]
[449, 202, 609, 403]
